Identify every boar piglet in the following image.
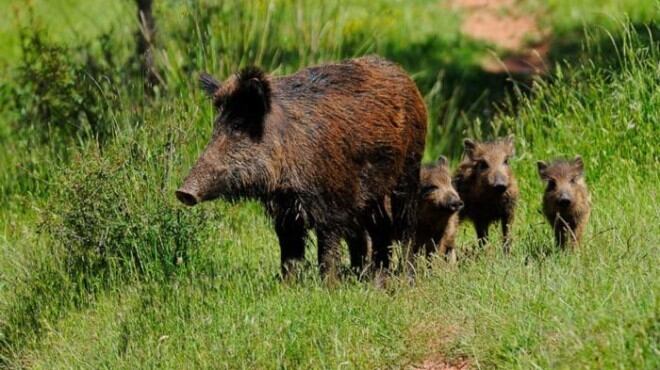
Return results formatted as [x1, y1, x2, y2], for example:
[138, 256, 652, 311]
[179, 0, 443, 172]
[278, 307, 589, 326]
[176, 56, 427, 279]
[537, 156, 591, 249]
[454, 136, 518, 252]
[414, 156, 463, 262]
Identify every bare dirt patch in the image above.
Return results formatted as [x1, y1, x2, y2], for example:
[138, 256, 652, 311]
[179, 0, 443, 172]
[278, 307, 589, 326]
[407, 322, 471, 370]
[412, 357, 470, 370]
[449, 0, 551, 74]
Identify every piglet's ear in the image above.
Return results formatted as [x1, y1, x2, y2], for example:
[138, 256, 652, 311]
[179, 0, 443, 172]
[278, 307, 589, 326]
[505, 134, 516, 155]
[437, 155, 449, 166]
[537, 161, 549, 180]
[573, 155, 584, 174]
[463, 139, 477, 159]
[199, 72, 221, 97]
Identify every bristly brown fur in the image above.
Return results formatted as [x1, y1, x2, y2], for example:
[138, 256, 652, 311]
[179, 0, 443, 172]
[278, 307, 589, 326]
[538, 156, 591, 249]
[178, 55, 427, 279]
[454, 136, 518, 252]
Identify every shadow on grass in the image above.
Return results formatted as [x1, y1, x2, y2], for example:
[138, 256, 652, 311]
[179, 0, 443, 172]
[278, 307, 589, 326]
[549, 23, 659, 72]
[378, 23, 658, 159]
[381, 35, 529, 158]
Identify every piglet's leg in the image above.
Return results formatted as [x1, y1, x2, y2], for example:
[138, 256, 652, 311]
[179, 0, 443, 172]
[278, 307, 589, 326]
[475, 221, 489, 248]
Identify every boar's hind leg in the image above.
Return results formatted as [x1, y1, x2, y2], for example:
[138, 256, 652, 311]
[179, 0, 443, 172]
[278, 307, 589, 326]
[366, 205, 394, 271]
[391, 156, 422, 267]
[346, 230, 370, 274]
[274, 213, 307, 278]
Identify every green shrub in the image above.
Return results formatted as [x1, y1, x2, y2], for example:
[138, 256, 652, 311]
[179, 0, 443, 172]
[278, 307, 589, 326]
[1, 103, 221, 363]
[45, 150, 218, 281]
[3, 16, 119, 143]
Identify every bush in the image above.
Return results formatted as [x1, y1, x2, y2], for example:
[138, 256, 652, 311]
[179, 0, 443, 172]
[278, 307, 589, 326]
[45, 147, 218, 282]
[3, 15, 119, 143]
[1, 103, 220, 364]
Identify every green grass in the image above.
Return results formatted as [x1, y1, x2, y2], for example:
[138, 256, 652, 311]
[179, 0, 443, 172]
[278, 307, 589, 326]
[546, 0, 659, 34]
[0, 0, 658, 368]
[0, 0, 129, 68]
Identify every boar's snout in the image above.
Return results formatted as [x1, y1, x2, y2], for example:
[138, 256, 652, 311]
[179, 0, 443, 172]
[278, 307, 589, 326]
[176, 150, 228, 206]
[492, 173, 509, 193]
[448, 197, 464, 212]
[175, 189, 201, 206]
[557, 192, 572, 208]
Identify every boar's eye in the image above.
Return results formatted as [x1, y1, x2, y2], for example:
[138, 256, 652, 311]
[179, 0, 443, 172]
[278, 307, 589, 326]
[547, 179, 556, 191]
[477, 160, 489, 171]
[421, 185, 438, 197]
[223, 115, 243, 131]
[503, 157, 510, 166]
[570, 177, 578, 184]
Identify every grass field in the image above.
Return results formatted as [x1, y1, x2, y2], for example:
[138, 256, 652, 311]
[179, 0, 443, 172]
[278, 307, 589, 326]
[0, 0, 658, 368]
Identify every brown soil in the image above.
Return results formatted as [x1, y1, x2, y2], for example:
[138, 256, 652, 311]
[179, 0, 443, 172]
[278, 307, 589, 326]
[449, 0, 551, 74]
[407, 322, 471, 370]
[412, 357, 470, 370]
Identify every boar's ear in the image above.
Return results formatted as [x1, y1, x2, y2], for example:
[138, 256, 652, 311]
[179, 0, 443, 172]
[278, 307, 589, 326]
[228, 67, 271, 133]
[505, 134, 516, 155]
[463, 139, 477, 159]
[437, 155, 449, 166]
[537, 161, 549, 179]
[199, 72, 221, 97]
[573, 155, 584, 174]
[238, 68, 271, 110]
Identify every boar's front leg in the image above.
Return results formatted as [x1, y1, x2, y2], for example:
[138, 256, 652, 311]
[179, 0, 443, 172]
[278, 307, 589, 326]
[439, 235, 457, 264]
[572, 219, 587, 249]
[274, 212, 307, 278]
[554, 224, 568, 250]
[552, 215, 574, 250]
[475, 220, 490, 247]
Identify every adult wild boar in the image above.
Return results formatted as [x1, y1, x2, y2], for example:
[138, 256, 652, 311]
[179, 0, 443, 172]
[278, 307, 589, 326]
[176, 56, 427, 279]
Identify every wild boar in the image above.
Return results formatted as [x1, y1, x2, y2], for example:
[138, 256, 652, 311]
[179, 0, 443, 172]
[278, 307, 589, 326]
[454, 136, 518, 252]
[537, 156, 591, 249]
[176, 56, 427, 279]
[414, 156, 463, 262]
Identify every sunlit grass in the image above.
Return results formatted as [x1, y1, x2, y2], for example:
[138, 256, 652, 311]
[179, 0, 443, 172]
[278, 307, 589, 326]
[0, 0, 658, 368]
